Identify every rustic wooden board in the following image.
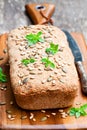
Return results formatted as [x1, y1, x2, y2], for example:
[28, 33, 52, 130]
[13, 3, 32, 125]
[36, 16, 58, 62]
[0, 32, 87, 130]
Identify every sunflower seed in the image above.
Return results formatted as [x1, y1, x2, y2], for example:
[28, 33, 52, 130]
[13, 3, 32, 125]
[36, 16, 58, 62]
[10, 117, 15, 120]
[30, 72, 36, 75]
[10, 101, 13, 105]
[6, 110, 12, 114]
[33, 118, 36, 121]
[62, 67, 67, 73]
[61, 115, 66, 118]
[41, 116, 47, 121]
[47, 77, 53, 82]
[0, 84, 7, 90]
[46, 114, 50, 118]
[30, 113, 34, 119]
[21, 115, 27, 120]
[58, 109, 64, 113]
[59, 79, 64, 83]
[0, 102, 6, 105]
[51, 112, 56, 116]
[22, 77, 29, 84]
[8, 114, 11, 119]
[41, 110, 46, 113]
[3, 49, 7, 54]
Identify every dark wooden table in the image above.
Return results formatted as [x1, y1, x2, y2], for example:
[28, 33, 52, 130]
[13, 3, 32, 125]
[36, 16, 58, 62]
[0, 0, 87, 43]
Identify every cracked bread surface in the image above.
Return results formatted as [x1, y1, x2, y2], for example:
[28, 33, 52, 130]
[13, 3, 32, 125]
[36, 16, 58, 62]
[7, 25, 79, 110]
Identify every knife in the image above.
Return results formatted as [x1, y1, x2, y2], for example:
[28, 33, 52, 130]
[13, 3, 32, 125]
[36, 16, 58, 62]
[63, 30, 87, 94]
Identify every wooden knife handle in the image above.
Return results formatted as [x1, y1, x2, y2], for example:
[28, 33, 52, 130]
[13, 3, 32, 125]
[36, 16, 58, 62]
[25, 3, 55, 24]
[76, 61, 87, 94]
[0, 33, 8, 66]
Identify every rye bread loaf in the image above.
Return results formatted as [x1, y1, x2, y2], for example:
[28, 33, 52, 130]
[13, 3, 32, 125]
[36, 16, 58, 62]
[7, 25, 79, 110]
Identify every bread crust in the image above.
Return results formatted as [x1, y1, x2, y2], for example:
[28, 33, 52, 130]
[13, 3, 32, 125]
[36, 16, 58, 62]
[7, 25, 79, 110]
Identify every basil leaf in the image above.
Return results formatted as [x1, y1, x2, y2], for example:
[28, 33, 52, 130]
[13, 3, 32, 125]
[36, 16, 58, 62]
[46, 42, 59, 55]
[75, 112, 81, 118]
[25, 31, 44, 46]
[0, 67, 7, 83]
[21, 58, 35, 66]
[69, 104, 87, 118]
[41, 57, 55, 68]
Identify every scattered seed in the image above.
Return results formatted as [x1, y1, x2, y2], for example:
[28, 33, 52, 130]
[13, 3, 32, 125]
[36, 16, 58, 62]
[6, 110, 12, 114]
[3, 49, 7, 54]
[10, 101, 13, 105]
[10, 117, 15, 121]
[46, 114, 50, 118]
[33, 118, 36, 121]
[7, 114, 12, 119]
[30, 113, 34, 120]
[0, 102, 6, 105]
[58, 109, 64, 113]
[51, 112, 56, 116]
[61, 114, 66, 118]
[41, 110, 46, 113]
[61, 112, 66, 115]
[0, 56, 4, 60]
[0, 84, 7, 91]
[21, 115, 27, 120]
[41, 116, 47, 122]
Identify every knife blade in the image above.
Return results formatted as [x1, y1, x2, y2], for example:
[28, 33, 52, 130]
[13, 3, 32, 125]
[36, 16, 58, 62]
[63, 30, 87, 94]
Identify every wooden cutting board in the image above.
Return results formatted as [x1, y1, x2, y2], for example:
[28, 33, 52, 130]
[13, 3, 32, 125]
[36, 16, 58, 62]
[0, 32, 87, 130]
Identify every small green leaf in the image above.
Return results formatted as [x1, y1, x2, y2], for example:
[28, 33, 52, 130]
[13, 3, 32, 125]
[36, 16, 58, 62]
[80, 104, 87, 110]
[41, 57, 55, 68]
[25, 31, 44, 46]
[0, 67, 7, 83]
[75, 112, 81, 118]
[69, 104, 87, 118]
[21, 58, 35, 66]
[46, 42, 59, 55]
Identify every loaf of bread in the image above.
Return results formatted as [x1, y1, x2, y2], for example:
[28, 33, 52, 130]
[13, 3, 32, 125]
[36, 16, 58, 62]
[7, 25, 79, 110]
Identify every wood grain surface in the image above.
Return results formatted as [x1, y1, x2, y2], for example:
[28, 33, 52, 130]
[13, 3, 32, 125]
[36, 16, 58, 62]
[0, 32, 87, 130]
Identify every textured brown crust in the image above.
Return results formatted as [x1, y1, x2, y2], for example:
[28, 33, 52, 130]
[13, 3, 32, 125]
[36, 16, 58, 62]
[7, 25, 79, 110]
